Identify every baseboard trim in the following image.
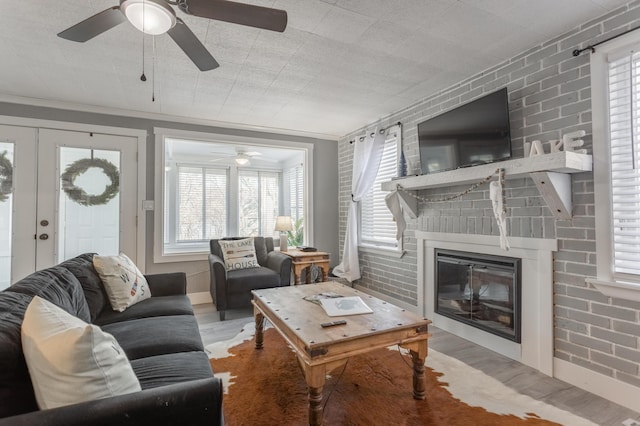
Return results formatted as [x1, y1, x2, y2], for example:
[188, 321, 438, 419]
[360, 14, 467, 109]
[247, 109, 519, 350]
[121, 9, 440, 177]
[187, 291, 212, 305]
[554, 357, 640, 412]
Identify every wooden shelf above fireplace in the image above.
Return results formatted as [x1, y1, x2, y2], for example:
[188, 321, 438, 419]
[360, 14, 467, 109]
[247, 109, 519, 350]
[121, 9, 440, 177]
[381, 151, 592, 220]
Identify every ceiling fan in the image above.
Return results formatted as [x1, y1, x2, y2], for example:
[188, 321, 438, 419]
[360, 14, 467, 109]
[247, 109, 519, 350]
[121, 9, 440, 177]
[57, 0, 288, 71]
[210, 148, 263, 166]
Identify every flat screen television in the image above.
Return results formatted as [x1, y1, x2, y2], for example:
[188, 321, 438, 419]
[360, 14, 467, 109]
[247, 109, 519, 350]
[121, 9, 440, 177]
[418, 88, 511, 175]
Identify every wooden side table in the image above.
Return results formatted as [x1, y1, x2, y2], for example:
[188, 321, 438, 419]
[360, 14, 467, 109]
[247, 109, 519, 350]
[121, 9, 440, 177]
[281, 249, 330, 285]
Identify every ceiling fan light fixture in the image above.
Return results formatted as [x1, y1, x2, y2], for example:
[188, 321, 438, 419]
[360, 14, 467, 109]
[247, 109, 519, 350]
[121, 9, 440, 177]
[235, 157, 250, 166]
[120, 0, 176, 35]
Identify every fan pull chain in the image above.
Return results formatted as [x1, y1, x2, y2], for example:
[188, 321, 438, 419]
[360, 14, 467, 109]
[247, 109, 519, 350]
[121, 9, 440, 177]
[140, 0, 147, 82]
[152, 35, 156, 102]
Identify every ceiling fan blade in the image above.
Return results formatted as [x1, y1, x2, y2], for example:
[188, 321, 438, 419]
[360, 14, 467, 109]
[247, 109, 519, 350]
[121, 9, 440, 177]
[180, 0, 287, 32]
[58, 7, 126, 42]
[168, 18, 219, 71]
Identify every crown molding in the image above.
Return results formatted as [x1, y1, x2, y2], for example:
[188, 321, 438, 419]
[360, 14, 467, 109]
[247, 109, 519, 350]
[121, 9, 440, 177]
[0, 94, 339, 142]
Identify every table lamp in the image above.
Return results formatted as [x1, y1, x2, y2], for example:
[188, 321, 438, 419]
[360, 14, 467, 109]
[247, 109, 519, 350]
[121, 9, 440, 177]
[274, 216, 293, 252]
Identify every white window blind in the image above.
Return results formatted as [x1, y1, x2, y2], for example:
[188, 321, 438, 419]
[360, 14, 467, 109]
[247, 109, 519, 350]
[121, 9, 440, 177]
[360, 136, 398, 248]
[286, 163, 304, 224]
[238, 170, 279, 238]
[608, 51, 640, 278]
[176, 166, 227, 241]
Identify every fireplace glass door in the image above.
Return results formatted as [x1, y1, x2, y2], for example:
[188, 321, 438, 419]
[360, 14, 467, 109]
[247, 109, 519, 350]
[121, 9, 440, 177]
[435, 249, 521, 342]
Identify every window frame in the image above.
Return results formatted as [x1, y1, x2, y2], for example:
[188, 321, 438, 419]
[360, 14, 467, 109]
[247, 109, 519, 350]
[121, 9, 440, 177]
[153, 128, 314, 263]
[589, 31, 640, 301]
[358, 125, 404, 257]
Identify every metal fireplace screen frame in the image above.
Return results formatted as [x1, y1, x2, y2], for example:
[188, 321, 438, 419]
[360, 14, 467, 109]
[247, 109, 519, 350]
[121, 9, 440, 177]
[434, 249, 522, 343]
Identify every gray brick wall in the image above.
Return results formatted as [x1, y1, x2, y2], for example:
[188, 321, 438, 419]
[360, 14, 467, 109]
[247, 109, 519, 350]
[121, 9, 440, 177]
[336, 2, 640, 386]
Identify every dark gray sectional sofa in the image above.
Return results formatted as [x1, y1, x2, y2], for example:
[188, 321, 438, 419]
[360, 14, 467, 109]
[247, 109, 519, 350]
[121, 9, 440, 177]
[0, 253, 223, 425]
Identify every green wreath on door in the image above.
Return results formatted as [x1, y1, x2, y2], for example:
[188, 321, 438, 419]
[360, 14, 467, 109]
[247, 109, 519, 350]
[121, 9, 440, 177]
[0, 151, 13, 203]
[60, 158, 120, 206]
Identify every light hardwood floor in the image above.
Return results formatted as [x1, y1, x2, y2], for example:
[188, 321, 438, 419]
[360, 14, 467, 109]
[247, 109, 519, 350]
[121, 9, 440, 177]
[193, 303, 640, 426]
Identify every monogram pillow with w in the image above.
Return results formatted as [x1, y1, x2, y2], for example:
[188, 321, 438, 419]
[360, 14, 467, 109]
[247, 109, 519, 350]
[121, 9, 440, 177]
[93, 253, 151, 312]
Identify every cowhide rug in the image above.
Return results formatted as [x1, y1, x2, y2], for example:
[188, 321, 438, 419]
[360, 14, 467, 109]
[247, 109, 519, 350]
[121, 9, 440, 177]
[206, 323, 595, 426]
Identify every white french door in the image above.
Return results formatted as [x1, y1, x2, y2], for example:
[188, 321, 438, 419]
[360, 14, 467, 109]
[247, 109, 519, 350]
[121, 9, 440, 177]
[0, 125, 139, 288]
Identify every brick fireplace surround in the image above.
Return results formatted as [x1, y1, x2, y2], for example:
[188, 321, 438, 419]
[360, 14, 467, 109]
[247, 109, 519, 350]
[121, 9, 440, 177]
[341, 3, 640, 412]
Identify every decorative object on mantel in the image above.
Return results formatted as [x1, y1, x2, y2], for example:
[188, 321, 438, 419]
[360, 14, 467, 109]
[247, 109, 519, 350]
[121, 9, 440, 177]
[390, 168, 509, 249]
[61, 158, 120, 207]
[490, 169, 509, 250]
[0, 151, 13, 203]
[396, 122, 407, 177]
[523, 130, 586, 157]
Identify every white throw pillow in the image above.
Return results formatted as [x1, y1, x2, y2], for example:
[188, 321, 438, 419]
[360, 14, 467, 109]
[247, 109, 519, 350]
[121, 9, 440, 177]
[93, 253, 151, 312]
[21, 296, 141, 410]
[218, 238, 260, 271]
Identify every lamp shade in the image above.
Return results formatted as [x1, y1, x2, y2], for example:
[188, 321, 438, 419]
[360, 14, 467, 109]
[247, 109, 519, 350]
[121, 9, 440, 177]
[274, 216, 293, 232]
[120, 0, 176, 35]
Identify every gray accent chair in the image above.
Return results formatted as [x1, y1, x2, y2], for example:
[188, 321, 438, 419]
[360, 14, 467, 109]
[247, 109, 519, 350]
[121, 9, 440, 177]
[208, 237, 292, 321]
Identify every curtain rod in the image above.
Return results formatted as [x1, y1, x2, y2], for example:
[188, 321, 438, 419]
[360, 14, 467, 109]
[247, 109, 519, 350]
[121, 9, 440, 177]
[349, 122, 402, 144]
[573, 25, 640, 57]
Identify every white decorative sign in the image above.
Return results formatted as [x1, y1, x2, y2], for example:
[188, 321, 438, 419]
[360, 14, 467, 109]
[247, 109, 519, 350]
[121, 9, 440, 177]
[524, 131, 587, 156]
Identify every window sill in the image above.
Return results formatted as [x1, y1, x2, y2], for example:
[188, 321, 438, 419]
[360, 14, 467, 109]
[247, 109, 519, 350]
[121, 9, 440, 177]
[154, 251, 208, 264]
[586, 278, 640, 302]
[358, 245, 405, 258]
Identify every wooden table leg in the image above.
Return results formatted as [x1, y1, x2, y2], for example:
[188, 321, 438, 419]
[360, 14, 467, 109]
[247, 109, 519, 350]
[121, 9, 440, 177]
[308, 385, 324, 426]
[320, 263, 329, 282]
[300, 362, 329, 425]
[409, 342, 428, 400]
[293, 264, 303, 285]
[254, 311, 264, 350]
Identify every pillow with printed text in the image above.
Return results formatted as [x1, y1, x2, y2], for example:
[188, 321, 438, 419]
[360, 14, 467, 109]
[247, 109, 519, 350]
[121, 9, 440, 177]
[218, 238, 260, 271]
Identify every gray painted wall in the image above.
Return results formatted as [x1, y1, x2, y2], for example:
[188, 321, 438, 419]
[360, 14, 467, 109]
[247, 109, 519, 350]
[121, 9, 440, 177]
[337, 4, 640, 389]
[0, 102, 339, 294]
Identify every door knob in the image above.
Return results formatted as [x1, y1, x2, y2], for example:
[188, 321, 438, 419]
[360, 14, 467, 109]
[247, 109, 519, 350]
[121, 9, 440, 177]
[39, 234, 49, 240]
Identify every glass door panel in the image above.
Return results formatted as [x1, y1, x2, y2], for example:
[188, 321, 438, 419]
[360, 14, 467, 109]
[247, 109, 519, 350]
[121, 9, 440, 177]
[58, 147, 121, 262]
[0, 143, 14, 290]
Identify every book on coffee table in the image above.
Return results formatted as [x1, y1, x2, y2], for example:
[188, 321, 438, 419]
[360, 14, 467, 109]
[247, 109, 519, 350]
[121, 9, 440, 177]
[319, 296, 373, 316]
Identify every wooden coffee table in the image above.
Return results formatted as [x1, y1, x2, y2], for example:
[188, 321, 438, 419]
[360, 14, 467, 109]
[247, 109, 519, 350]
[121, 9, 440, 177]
[252, 281, 431, 426]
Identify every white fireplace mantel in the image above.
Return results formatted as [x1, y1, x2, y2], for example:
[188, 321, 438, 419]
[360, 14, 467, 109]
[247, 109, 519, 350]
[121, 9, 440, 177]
[416, 231, 557, 376]
[383, 151, 592, 220]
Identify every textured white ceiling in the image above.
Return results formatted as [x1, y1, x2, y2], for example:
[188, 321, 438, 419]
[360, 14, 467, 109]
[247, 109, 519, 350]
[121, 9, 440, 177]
[0, 0, 630, 138]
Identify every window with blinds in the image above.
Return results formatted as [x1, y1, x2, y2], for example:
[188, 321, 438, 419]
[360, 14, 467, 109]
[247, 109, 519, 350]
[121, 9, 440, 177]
[286, 164, 304, 225]
[176, 166, 227, 242]
[238, 170, 279, 238]
[360, 135, 398, 248]
[607, 51, 640, 279]
[159, 135, 309, 259]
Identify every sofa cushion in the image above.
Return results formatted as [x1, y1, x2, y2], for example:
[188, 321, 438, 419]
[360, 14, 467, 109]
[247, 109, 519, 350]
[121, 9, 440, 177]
[218, 238, 259, 271]
[131, 351, 214, 390]
[21, 297, 141, 410]
[58, 253, 109, 322]
[102, 315, 204, 360]
[93, 253, 151, 312]
[6, 266, 90, 323]
[0, 291, 38, 418]
[94, 295, 195, 326]
[227, 266, 281, 294]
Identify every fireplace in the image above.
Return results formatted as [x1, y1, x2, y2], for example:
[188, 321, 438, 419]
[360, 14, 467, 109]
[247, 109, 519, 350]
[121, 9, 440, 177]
[416, 231, 557, 375]
[435, 249, 521, 342]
